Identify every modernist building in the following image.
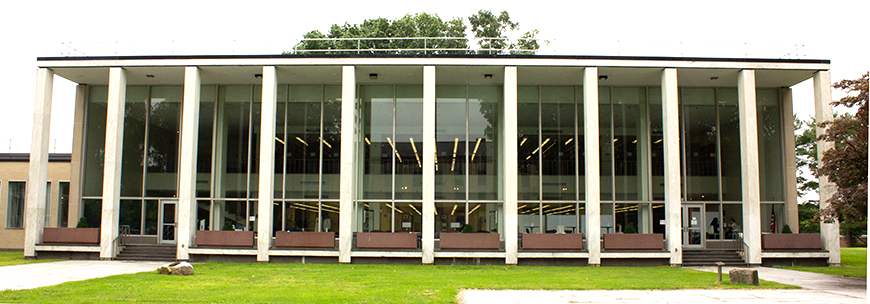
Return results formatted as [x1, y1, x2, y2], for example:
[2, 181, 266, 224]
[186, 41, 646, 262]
[23, 54, 839, 266]
[0, 153, 71, 249]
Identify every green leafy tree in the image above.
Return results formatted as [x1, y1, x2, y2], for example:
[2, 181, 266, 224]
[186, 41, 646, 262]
[816, 72, 868, 246]
[289, 11, 542, 54]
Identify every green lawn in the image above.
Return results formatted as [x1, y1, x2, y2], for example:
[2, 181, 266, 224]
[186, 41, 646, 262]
[783, 247, 867, 278]
[0, 263, 794, 303]
[0, 251, 58, 267]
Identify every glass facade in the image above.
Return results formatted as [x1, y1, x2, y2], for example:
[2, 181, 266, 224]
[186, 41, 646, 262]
[6, 181, 25, 228]
[73, 68, 789, 251]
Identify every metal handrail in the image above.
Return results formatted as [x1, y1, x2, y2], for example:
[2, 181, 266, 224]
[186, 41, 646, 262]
[734, 231, 749, 262]
[291, 36, 544, 55]
[112, 225, 131, 259]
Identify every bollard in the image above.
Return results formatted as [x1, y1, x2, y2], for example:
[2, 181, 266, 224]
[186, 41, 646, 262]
[715, 262, 725, 283]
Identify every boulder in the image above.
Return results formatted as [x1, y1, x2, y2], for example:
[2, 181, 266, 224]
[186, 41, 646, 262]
[157, 262, 194, 276]
[729, 268, 758, 285]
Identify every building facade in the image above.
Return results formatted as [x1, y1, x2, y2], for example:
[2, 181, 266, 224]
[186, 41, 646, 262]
[0, 153, 70, 250]
[24, 54, 839, 266]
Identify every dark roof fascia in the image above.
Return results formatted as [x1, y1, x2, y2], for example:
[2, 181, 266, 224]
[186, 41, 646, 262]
[36, 53, 831, 65]
[0, 153, 72, 162]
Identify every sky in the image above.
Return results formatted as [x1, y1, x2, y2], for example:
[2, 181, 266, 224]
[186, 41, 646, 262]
[0, 0, 866, 159]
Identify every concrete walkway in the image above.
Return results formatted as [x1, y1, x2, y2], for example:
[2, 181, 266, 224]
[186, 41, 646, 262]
[461, 267, 867, 304]
[0, 260, 165, 291]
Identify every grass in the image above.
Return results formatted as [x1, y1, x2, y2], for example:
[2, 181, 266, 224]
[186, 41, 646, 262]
[0, 251, 58, 267]
[0, 263, 795, 303]
[783, 247, 867, 278]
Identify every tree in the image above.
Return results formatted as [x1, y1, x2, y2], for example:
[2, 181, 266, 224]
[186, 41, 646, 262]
[289, 11, 542, 54]
[794, 116, 818, 199]
[816, 72, 868, 246]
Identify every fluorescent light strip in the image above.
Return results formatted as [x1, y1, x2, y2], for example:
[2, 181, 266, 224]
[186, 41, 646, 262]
[408, 204, 422, 215]
[386, 203, 404, 214]
[365, 137, 371, 146]
[451, 204, 457, 216]
[410, 137, 421, 168]
[520, 137, 528, 146]
[564, 138, 573, 145]
[296, 137, 308, 146]
[275, 137, 285, 145]
[468, 204, 481, 215]
[451, 138, 458, 172]
[471, 138, 482, 162]
[387, 137, 402, 163]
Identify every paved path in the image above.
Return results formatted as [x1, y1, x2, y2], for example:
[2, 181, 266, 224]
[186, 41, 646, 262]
[461, 267, 866, 304]
[0, 260, 165, 291]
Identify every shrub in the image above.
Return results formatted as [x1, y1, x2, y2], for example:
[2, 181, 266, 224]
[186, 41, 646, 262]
[781, 224, 793, 234]
[76, 217, 89, 228]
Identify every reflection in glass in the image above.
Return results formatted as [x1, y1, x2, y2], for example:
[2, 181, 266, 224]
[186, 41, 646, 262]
[395, 86, 424, 200]
[146, 86, 182, 197]
[120, 86, 147, 197]
[717, 88, 741, 201]
[120, 199, 142, 234]
[360, 86, 394, 199]
[757, 89, 784, 201]
[83, 87, 107, 197]
[599, 87, 613, 200]
[541, 87, 576, 201]
[518, 87, 539, 200]
[435, 86, 466, 200]
[467, 86, 500, 200]
[681, 88, 718, 201]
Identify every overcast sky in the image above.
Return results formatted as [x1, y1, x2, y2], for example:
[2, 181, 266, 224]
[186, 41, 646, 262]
[1, 0, 867, 155]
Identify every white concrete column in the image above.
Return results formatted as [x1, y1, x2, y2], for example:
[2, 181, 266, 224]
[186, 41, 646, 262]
[661, 68, 682, 265]
[503, 66, 519, 265]
[813, 70, 840, 265]
[738, 69, 762, 265]
[781, 88, 800, 232]
[422, 66, 436, 264]
[177, 67, 201, 261]
[583, 67, 601, 265]
[339, 66, 356, 263]
[257, 66, 278, 262]
[68, 84, 88, 227]
[100, 67, 126, 259]
[24, 68, 54, 258]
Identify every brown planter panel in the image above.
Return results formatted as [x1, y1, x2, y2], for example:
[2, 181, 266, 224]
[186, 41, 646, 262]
[762, 233, 822, 250]
[275, 231, 335, 249]
[603, 234, 664, 250]
[42, 228, 100, 245]
[439, 233, 500, 250]
[195, 230, 254, 247]
[357, 232, 418, 250]
[522, 233, 583, 251]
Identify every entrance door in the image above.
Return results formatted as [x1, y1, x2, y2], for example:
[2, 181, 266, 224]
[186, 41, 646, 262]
[158, 200, 177, 244]
[682, 204, 703, 248]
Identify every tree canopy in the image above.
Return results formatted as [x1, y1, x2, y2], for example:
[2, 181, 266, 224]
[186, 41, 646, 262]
[816, 72, 868, 226]
[288, 10, 542, 54]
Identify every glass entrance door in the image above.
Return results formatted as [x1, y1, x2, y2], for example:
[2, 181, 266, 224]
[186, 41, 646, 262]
[682, 204, 703, 248]
[159, 200, 177, 244]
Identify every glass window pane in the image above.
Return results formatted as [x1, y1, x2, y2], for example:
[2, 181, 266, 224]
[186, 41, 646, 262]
[144, 200, 158, 235]
[120, 86, 147, 197]
[722, 203, 742, 239]
[283, 201, 318, 231]
[83, 87, 108, 197]
[44, 182, 51, 227]
[196, 200, 210, 231]
[757, 89, 784, 201]
[216, 86, 252, 199]
[612, 88, 643, 200]
[321, 202, 340, 232]
[120, 200, 142, 235]
[652, 203, 665, 235]
[600, 202, 614, 235]
[599, 87, 613, 200]
[250, 86, 262, 199]
[681, 88, 719, 201]
[468, 86, 500, 200]
[575, 87, 585, 201]
[541, 87, 576, 201]
[274, 86, 286, 199]
[761, 203, 785, 233]
[543, 202, 580, 234]
[394, 86, 424, 200]
[435, 202, 466, 234]
[648, 87, 665, 200]
[518, 86, 540, 201]
[286, 85, 322, 199]
[395, 202, 423, 232]
[145, 86, 182, 197]
[615, 203, 639, 233]
[57, 182, 69, 227]
[197, 85, 216, 198]
[705, 203, 721, 240]
[322, 86, 343, 199]
[435, 86, 466, 200]
[717, 88, 741, 201]
[359, 86, 394, 200]
[82, 199, 102, 228]
[5, 182, 25, 228]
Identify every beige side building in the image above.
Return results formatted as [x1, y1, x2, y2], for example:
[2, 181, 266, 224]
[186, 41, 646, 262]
[0, 153, 71, 250]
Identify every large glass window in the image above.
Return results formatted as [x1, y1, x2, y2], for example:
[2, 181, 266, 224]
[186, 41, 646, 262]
[757, 89, 784, 201]
[681, 88, 718, 201]
[355, 85, 423, 233]
[717, 88, 741, 201]
[145, 86, 182, 197]
[5, 182, 25, 228]
[83, 87, 108, 197]
[44, 182, 51, 227]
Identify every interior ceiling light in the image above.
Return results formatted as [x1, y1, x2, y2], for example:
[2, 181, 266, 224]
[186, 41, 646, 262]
[470, 138, 482, 162]
[599, 75, 608, 80]
[710, 76, 719, 80]
[564, 138, 573, 145]
[369, 73, 378, 79]
[255, 74, 263, 79]
[410, 138, 421, 168]
[484, 74, 493, 79]
[145, 74, 155, 78]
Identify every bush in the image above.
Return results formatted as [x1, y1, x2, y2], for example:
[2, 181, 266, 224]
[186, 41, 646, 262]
[222, 221, 235, 231]
[781, 224, 793, 234]
[76, 217, 89, 228]
[624, 222, 637, 234]
[461, 224, 474, 233]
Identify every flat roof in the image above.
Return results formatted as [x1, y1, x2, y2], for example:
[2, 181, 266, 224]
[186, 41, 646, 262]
[36, 53, 831, 64]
